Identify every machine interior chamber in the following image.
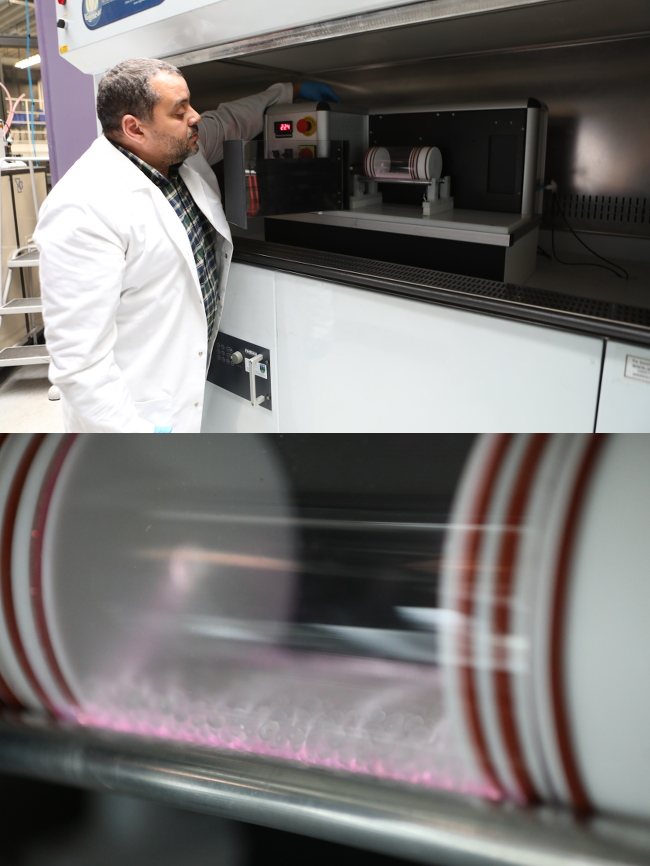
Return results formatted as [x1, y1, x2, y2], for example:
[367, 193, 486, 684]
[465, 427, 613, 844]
[177, 3, 650, 248]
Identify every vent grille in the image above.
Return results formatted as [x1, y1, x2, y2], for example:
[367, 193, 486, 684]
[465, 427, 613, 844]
[347, 260, 650, 328]
[239, 239, 650, 334]
[562, 194, 649, 225]
[545, 194, 650, 236]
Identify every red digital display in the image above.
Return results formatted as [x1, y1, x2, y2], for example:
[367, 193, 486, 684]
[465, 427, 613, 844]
[274, 120, 293, 138]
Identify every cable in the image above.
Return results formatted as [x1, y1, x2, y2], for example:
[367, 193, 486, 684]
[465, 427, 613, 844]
[549, 187, 629, 280]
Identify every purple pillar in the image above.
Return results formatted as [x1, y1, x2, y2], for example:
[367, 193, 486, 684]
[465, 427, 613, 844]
[35, 1, 98, 185]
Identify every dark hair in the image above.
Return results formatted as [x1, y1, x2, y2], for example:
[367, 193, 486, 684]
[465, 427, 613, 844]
[96, 58, 184, 137]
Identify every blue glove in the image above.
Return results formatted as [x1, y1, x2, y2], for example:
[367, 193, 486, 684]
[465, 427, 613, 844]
[297, 81, 340, 103]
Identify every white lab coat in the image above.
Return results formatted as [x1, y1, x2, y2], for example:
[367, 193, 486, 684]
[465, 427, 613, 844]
[34, 83, 293, 432]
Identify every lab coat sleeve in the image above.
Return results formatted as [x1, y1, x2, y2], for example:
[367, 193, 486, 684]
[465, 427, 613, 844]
[198, 82, 294, 165]
[35, 200, 154, 432]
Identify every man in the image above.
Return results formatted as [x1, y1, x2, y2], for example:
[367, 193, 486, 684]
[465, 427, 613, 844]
[34, 59, 337, 432]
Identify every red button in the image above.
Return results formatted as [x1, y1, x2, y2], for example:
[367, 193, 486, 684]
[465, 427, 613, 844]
[296, 118, 313, 134]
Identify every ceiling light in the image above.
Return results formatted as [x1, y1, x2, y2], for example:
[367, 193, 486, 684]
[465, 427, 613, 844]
[15, 54, 41, 70]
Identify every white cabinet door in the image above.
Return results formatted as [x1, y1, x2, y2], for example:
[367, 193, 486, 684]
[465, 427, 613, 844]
[273, 273, 603, 432]
[596, 342, 650, 432]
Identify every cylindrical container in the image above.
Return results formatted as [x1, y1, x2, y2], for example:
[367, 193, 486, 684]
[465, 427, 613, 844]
[0, 435, 483, 794]
[0, 434, 648, 821]
[363, 146, 442, 181]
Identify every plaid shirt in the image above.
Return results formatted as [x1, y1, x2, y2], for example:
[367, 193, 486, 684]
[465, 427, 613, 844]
[113, 142, 220, 340]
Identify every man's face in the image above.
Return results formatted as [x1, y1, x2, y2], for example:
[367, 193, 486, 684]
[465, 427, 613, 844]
[141, 72, 201, 170]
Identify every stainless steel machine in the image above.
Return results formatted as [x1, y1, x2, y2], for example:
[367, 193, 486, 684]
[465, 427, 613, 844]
[225, 99, 547, 285]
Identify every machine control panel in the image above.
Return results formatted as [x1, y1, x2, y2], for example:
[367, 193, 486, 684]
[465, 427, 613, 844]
[265, 103, 330, 158]
[207, 332, 272, 410]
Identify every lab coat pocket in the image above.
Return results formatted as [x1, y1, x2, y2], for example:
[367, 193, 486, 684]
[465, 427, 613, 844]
[134, 396, 173, 429]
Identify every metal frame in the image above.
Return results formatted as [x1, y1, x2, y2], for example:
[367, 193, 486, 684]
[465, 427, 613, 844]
[165, 0, 567, 67]
[1, 715, 649, 866]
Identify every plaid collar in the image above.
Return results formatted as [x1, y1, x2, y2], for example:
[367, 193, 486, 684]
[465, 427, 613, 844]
[111, 140, 182, 186]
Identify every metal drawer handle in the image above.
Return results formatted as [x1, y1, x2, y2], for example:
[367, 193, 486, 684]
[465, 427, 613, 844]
[247, 353, 266, 407]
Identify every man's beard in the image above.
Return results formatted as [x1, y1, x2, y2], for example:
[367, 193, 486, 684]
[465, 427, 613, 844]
[156, 129, 199, 166]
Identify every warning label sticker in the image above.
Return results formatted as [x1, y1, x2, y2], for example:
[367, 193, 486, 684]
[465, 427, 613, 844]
[624, 354, 650, 384]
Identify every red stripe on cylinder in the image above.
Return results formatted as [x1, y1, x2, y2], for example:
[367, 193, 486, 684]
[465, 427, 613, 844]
[493, 433, 549, 803]
[458, 434, 512, 795]
[0, 434, 23, 708]
[0, 434, 55, 712]
[549, 435, 606, 814]
[29, 434, 79, 709]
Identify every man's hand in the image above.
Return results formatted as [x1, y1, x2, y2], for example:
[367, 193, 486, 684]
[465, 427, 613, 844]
[293, 81, 340, 103]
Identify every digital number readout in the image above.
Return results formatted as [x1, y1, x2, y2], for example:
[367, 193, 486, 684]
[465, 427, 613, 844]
[274, 120, 293, 138]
